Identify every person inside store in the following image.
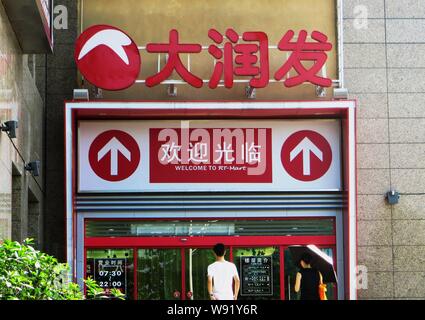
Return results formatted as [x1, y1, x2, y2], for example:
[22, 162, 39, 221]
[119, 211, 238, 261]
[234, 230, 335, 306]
[294, 252, 323, 300]
[207, 243, 240, 300]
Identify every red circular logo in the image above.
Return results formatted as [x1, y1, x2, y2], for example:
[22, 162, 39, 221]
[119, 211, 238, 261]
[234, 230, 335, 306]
[281, 130, 332, 182]
[75, 25, 141, 90]
[88, 130, 140, 182]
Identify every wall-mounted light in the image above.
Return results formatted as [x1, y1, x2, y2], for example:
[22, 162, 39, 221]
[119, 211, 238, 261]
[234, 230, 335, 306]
[25, 160, 40, 177]
[73, 89, 89, 101]
[386, 190, 400, 205]
[0, 120, 18, 139]
[333, 87, 349, 100]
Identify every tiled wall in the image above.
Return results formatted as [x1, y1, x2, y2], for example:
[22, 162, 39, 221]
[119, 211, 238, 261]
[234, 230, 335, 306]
[344, 0, 425, 299]
[0, 2, 45, 246]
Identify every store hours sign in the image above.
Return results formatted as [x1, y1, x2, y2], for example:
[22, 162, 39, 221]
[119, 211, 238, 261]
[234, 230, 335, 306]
[94, 258, 127, 295]
[78, 116, 341, 192]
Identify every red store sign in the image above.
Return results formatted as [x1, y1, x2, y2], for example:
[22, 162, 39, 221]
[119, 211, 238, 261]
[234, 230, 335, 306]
[75, 25, 333, 90]
[149, 127, 273, 183]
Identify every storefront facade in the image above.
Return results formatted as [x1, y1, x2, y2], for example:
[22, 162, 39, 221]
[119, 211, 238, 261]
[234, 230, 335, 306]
[65, 101, 356, 300]
[54, 0, 363, 300]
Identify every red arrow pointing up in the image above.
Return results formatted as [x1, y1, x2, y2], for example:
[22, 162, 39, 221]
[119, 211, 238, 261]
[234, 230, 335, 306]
[97, 137, 132, 176]
[281, 130, 332, 182]
[290, 137, 323, 176]
[89, 130, 140, 182]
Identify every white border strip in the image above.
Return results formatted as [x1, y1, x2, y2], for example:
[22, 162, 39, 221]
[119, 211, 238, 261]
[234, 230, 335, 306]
[348, 106, 357, 300]
[66, 101, 355, 110]
[65, 107, 74, 277]
[66, 100, 356, 298]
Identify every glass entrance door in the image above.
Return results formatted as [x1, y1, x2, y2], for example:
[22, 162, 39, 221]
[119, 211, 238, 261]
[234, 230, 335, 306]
[233, 247, 281, 300]
[137, 248, 182, 300]
[284, 247, 337, 300]
[184, 248, 230, 300]
[86, 249, 134, 299]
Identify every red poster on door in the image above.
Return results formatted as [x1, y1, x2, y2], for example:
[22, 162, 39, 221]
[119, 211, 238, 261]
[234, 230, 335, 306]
[149, 127, 272, 183]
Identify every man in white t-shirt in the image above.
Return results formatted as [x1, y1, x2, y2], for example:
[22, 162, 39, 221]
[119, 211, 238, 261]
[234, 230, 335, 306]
[207, 243, 240, 300]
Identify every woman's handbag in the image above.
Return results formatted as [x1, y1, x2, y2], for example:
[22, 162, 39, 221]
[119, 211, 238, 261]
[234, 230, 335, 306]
[319, 283, 327, 300]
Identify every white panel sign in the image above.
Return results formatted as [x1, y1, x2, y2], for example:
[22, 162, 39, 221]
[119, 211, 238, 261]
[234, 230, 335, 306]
[78, 119, 341, 192]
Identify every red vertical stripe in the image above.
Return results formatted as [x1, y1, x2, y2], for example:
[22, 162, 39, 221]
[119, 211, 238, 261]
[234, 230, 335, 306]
[181, 248, 186, 300]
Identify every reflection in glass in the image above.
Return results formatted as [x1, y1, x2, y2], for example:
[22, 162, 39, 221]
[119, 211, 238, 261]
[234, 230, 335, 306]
[284, 247, 337, 300]
[137, 249, 181, 300]
[185, 248, 229, 300]
[86, 219, 335, 237]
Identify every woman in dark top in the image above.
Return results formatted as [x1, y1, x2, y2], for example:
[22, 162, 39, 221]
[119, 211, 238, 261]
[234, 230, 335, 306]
[294, 253, 323, 300]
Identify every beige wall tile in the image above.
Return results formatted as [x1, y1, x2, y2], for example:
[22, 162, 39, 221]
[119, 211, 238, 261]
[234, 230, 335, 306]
[357, 272, 394, 299]
[395, 272, 425, 298]
[394, 246, 425, 272]
[357, 144, 389, 168]
[344, 44, 386, 68]
[393, 195, 425, 220]
[351, 93, 388, 119]
[386, 0, 425, 18]
[387, 44, 425, 68]
[358, 220, 392, 246]
[344, 0, 385, 18]
[387, 20, 425, 43]
[358, 195, 391, 220]
[357, 119, 388, 144]
[392, 169, 425, 194]
[357, 169, 390, 195]
[389, 94, 425, 118]
[344, 19, 385, 43]
[388, 69, 425, 93]
[390, 119, 425, 143]
[345, 69, 387, 93]
[390, 144, 425, 169]
[394, 220, 425, 245]
[358, 246, 393, 271]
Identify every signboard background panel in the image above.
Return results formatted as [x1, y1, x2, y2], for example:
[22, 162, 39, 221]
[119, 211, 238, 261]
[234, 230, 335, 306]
[78, 118, 341, 192]
[80, 0, 337, 100]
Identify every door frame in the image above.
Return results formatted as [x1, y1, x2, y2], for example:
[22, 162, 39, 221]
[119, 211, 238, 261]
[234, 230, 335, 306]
[78, 212, 344, 299]
[84, 231, 336, 300]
